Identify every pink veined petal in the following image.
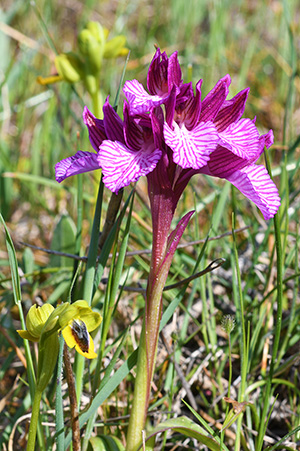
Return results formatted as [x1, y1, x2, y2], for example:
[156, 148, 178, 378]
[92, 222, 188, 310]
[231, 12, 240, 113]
[218, 118, 260, 160]
[164, 121, 219, 170]
[55, 151, 100, 182]
[226, 164, 281, 220]
[98, 140, 162, 193]
[123, 79, 166, 115]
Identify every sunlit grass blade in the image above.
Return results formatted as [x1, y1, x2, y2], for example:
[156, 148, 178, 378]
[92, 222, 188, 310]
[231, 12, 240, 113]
[55, 334, 65, 451]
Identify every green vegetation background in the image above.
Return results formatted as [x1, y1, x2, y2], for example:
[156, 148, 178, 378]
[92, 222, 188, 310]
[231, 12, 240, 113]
[0, 0, 299, 449]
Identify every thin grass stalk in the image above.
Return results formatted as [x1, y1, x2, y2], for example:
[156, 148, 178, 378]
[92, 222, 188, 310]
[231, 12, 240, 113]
[281, 1, 296, 255]
[231, 213, 248, 451]
[277, 227, 298, 363]
[72, 172, 83, 284]
[55, 334, 65, 451]
[75, 179, 103, 403]
[256, 148, 283, 450]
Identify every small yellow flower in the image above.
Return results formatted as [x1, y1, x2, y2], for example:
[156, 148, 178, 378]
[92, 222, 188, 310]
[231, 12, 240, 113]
[18, 300, 102, 359]
[17, 303, 55, 342]
[60, 300, 102, 359]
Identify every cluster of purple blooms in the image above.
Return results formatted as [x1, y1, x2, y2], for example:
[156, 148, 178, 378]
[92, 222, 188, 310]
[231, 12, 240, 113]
[56, 48, 280, 220]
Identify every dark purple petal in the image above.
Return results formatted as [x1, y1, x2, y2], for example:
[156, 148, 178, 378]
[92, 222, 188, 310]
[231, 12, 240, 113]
[167, 51, 182, 93]
[147, 48, 169, 95]
[207, 146, 247, 177]
[150, 108, 164, 149]
[164, 121, 218, 169]
[123, 103, 147, 150]
[165, 85, 177, 127]
[98, 140, 162, 193]
[200, 75, 231, 122]
[123, 79, 166, 115]
[83, 107, 106, 151]
[226, 164, 280, 220]
[214, 88, 249, 132]
[180, 79, 202, 130]
[264, 129, 274, 149]
[102, 98, 124, 142]
[218, 118, 260, 160]
[55, 151, 100, 182]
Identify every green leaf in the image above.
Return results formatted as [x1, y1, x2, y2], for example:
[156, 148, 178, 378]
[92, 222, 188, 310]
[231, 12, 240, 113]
[143, 416, 220, 451]
[88, 436, 125, 451]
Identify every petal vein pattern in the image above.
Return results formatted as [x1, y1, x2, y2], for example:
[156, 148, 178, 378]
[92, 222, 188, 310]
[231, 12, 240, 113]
[123, 79, 166, 115]
[227, 164, 281, 220]
[98, 140, 162, 193]
[218, 118, 259, 160]
[55, 151, 100, 182]
[164, 121, 219, 169]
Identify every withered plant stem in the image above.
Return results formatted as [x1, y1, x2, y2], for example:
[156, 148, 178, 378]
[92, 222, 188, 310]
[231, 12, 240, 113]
[63, 343, 81, 451]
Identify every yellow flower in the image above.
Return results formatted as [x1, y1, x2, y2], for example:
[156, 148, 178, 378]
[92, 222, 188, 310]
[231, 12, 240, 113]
[37, 21, 128, 88]
[18, 300, 102, 360]
[17, 303, 55, 342]
[60, 300, 102, 359]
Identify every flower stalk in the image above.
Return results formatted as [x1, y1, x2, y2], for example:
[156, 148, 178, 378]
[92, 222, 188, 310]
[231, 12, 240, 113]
[126, 207, 194, 451]
[26, 388, 43, 451]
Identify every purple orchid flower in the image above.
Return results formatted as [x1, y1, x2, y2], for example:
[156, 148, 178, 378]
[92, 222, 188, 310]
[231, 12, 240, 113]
[55, 48, 280, 222]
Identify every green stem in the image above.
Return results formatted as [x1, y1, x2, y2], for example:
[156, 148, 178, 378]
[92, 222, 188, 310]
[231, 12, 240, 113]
[26, 388, 43, 451]
[256, 150, 283, 450]
[126, 254, 172, 451]
[126, 323, 149, 451]
[91, 89, 102, 118]
[126, 208, 193, 451]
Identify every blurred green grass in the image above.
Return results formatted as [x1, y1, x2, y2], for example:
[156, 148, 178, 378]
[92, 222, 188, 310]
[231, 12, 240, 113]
[0, 0, 300, 449]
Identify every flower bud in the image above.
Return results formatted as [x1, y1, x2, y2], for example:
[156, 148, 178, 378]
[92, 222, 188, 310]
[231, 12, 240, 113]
[78, 28, 104, 73]
[55, 52, 84, 83]
[86, 21, 107, 43]
[104, 35, 129, 59]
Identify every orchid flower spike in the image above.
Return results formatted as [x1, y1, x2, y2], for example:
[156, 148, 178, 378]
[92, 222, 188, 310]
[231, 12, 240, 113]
[55, 48, 280, 220]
